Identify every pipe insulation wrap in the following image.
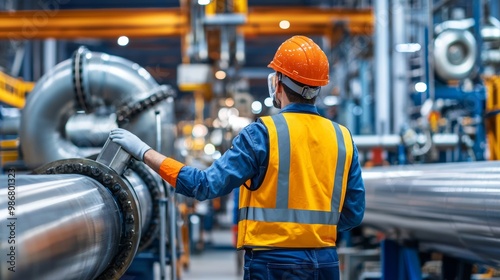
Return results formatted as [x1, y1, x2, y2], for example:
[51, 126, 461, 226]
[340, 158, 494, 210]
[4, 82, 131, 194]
[0, 175, 121, 280]
[362, 161, 500, 266]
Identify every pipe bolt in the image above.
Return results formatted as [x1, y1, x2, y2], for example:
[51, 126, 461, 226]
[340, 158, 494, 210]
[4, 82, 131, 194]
[103, 174, 113, 186]
[90, 166, 102, 177]
[118, 190, 128, 202]
[126, 214, 135, 224]
[111, 183, 121, 193]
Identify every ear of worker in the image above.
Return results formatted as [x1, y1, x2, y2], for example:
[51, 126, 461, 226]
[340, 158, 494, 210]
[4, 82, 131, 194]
[109, 128, 151, 161]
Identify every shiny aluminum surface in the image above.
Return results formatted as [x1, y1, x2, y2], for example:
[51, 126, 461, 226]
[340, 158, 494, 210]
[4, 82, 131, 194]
[352, 133, 458, 151]
[362, 161, 500, 266]
[124, 170, 153, 232]
[96, 138, 131, 176]
[0, 116, 20, 135]
[65, 113, 118, 147]
[0, 175, 121, 280]
[433, 29, 477, 80]
[19, 51, 168, 169]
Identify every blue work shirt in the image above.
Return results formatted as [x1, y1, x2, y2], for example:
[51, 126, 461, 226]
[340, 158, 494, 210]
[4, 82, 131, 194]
[176, 103, 365, 232]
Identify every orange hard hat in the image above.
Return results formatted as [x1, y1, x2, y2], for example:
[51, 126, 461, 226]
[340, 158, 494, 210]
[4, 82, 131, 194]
[268, 35, 329, 87]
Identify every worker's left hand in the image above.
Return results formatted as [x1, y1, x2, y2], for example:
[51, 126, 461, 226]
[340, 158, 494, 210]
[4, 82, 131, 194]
[109, 128, 151, 161]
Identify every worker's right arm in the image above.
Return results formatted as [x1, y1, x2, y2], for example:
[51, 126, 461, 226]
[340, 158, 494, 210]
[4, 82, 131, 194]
[144, 122, 268, 201]
[337, 145, 365, 231]
[173, 124, 267, 201]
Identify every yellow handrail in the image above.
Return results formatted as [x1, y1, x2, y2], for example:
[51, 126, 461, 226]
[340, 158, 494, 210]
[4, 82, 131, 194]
[0, 72, 34, 108]
[0, 139, 20, 165]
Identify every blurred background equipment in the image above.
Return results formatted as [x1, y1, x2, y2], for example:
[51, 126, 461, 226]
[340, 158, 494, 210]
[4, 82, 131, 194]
[1, 0, 500, 279]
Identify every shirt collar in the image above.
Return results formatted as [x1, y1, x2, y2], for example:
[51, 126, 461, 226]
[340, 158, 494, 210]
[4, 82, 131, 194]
[279, 103, 319, 115]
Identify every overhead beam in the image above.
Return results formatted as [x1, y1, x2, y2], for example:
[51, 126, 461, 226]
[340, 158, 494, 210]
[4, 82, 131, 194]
[0, 7, 372, 40]
[0, 8, 187, 39]
[242, 7, 373, 37]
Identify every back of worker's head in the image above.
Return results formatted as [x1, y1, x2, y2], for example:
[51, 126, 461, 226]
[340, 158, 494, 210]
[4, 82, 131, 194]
[268, 35, 329, 107]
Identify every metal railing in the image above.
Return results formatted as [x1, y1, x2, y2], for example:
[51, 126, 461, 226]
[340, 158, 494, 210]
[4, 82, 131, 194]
[0, 72, 34, 108]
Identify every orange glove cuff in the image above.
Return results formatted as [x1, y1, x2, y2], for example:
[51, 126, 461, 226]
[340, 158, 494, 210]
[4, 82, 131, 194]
[159, 158, 185, 188]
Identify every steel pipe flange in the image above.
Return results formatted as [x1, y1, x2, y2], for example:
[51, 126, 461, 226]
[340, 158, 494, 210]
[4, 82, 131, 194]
[72, 46, 93, 113]
[34, 158, 141, 280]
[434, 29, 477, 81]
[126, 159, 163, 251]
[20, 46, 160, 169]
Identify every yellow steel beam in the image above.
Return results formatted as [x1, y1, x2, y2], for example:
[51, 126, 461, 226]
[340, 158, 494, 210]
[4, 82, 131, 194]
[0, 7, 372, 39]
[241, 7, 373, 37]
[0, 8, 187, 39]
[0, 139, 19, 149]
[234, 0, 248, 14]
[180, 0, 191, 63]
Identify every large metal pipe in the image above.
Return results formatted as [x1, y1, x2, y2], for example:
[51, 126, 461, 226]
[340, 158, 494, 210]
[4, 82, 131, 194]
[391, 0, 408, 133]
[65, 113, 118, 147]
[0, 117, 20, 135]
[374, 0, 391, 135]
[362, 161, 500, 266]
[125, 170, 153, 232]
[96, 139, 162, 251]
[0, 175, 122, 280]
[352, 133, 459, 151]
[0, 147, 163, 279]
[20, 47, 175, 169]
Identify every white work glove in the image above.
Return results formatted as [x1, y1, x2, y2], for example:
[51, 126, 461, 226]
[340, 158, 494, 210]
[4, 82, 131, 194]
[109, 128, 151, 161]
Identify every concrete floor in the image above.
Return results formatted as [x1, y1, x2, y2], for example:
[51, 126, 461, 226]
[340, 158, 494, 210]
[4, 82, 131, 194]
[176, 228, 242, 280]
[181, 250, 242, 280]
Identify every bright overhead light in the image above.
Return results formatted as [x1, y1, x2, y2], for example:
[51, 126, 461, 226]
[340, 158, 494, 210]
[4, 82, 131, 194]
[395, 43, 421, 53]
[117, 36, 129, 46]
[192, 124, 208, 138]
[215, 70, 226, 80]
[279, 20, 290, 30]
[264, 97, 273, 107]
[415, 82, 427, 93]
[323, 96, 339, 106]
[204, 143, 216, 155]
[251, 101, 262, 114]
[225, 98, 234, 107]
[198, 0, 211, 5]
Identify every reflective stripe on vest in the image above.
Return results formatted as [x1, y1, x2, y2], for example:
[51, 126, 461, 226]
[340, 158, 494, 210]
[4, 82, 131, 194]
[238, 114, 347, 226]
[239, 207, 339, 225]
[274, 114, 291, 209]
[332, 122, 346, 213]
[237, 112, 354, 249]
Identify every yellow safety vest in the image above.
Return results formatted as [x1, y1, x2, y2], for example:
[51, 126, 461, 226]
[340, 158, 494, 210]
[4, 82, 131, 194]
[237, 112, 354, 249]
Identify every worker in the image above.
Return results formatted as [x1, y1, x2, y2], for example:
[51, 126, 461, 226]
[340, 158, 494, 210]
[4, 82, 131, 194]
[110, 35, 365, 280]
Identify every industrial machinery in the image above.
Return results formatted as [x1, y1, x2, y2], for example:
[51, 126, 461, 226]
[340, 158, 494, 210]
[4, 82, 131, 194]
[352, 0, 500, 278]
[20, 46, 176, 169]
[1, 1, 500, 279]
[0, 139, 164, 280]
[362, 160, 500, 278]
[1, 47, 181, 280]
